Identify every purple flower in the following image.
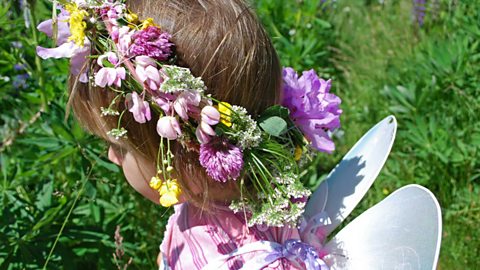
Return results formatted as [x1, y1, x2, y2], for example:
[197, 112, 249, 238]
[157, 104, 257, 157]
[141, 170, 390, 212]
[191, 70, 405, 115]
[36, 11, 90, 82]
[126, 92, 151, 124]
[14, 64, 25, 71]
[12, 74, 29, 89]
[282, 67, 342, 153]
[130, 26, 174, 61]
[412, 0, 427, 26]
[199, 138, 244, 182]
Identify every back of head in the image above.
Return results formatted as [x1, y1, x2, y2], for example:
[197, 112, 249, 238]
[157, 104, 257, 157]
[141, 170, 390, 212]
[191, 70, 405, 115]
[69, 0, 281, 206]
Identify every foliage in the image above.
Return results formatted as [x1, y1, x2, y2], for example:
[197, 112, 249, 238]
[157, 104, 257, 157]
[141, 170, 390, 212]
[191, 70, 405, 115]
[0, 0, 478, 268]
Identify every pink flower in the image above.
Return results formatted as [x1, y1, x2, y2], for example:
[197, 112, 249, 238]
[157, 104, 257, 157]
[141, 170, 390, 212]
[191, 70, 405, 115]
[157, 116, 182, 140]
[97, 52, 119, 66]
[95, 67, 126, 87]
[196, 127, 211, 144]
[135, 56, 162, 90]
[112, 26, 133, 56]
[36, 12, 90, 82]
[126, 92, 151, 124]
[94, 54, 126, 88]
[173, 91, 201, 120]
[201, 106, 220, 125]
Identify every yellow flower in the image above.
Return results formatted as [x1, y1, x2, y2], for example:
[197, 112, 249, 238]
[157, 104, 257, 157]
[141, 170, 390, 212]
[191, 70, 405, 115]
[141, 18, 159, 30]
[294, 146, 303, 161]
[159, 179, 181, 196]
[158, 179, 181, 207]
[65, 3, 88, 47]
[160, 191, 179, 207]
[125, 11, 139, 24]
[218, 102, 232, 127]
[149, 176, 162, 190]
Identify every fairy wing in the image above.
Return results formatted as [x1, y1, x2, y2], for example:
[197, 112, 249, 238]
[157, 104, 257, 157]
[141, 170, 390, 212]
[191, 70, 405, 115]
[324, 184, 442, 270]
[304, 115, 397, 236]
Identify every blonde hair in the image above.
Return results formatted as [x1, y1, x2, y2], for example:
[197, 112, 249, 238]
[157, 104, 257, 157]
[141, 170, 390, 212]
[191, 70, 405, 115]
[69, 0, 281, 208]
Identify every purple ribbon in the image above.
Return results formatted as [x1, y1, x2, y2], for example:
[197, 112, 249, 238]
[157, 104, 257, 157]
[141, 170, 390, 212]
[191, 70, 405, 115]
[265, 239, 328, 270]
[203, 239, 329, 270]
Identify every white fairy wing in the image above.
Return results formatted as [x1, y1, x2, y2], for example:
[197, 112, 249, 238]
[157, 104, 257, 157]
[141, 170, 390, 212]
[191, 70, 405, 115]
[324, 184, 442, 270]
[304, 115, 397, 236]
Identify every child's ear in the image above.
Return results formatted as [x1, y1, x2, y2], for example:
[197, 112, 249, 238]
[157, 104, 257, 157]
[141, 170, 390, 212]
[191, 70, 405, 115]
[108, 146, 124, 166]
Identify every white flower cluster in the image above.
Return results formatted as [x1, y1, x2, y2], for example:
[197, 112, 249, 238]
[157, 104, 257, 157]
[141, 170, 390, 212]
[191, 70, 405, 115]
[230, 105, 262, 149]
[107, 127, 127, 139]
[100, 107, 120, 116]
[229, 172, 311, 227]
[160, 65, 206, 93]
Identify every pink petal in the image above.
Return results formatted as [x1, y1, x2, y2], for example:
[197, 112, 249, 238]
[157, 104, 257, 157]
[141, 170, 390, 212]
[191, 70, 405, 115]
[200, 121, 216, 136]
[196, 127, 211, 144]
[37, 16, 70, 45]
[201, 106, 220, 125]
[36, 42, 77, 59]
[116, 67, 126, 80]
[136, 66, 147, 82]
[148, 79, 159, 90]
[135, 56, 156, 67]
[94, 68, 109, 88]
[107, 52, 119, 65]
[154, 97, 171, 114]
[143, 101, 152, 121]
[157, 116, 181, 140]
[70, 45, 90, 83]
[106, 68, 117, 86]
[174, 99, 189, 120]
[145, 66, 161, 83]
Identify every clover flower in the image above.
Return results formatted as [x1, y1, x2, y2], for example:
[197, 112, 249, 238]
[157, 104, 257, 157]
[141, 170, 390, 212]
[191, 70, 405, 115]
[282, 67, 342, 153]
[199, 137, 244, 182]
[130, 26, 174, 61]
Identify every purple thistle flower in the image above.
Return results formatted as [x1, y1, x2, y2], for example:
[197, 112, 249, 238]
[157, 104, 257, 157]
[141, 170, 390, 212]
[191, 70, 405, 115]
[199, 138, 244, 182]
[282, 67, 342, 153]
[130, 26, 174, 61]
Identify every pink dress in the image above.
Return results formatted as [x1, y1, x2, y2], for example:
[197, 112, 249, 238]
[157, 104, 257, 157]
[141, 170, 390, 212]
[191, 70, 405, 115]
[160, 202, 306, 270]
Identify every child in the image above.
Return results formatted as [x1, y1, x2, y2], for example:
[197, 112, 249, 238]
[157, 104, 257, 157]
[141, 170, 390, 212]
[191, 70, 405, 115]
[37, 0, 342, 269]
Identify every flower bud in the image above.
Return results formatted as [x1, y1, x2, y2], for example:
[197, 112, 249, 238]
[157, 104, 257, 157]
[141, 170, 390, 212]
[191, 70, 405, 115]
[201, 106, 220, 125]
[156, 116, 182, 140]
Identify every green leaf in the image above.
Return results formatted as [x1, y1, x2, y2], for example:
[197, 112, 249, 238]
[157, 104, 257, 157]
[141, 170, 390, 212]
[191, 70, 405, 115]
[259, 116, 288, 137]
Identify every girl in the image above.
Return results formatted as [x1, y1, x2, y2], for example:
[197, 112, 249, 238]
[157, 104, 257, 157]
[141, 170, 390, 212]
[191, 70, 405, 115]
[37, 0, 342, 269]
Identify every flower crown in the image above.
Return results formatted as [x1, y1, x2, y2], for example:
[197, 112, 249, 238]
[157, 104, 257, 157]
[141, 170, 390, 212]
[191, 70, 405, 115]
[37, 0, 342, 227]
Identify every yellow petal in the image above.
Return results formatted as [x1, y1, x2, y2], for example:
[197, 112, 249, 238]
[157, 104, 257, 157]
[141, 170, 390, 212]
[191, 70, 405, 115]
[218, 102, 232, 127]
[149, 176, 162, 190]
[125, 12, 139, 23]
[141, 18, 159, 30]
[160, 191, 179, 207]
[159, 182, 168, 196]
[294, 146, 303, 161]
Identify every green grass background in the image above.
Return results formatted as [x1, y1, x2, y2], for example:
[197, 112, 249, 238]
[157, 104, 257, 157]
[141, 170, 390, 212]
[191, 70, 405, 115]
[1, 0, 479, 269]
